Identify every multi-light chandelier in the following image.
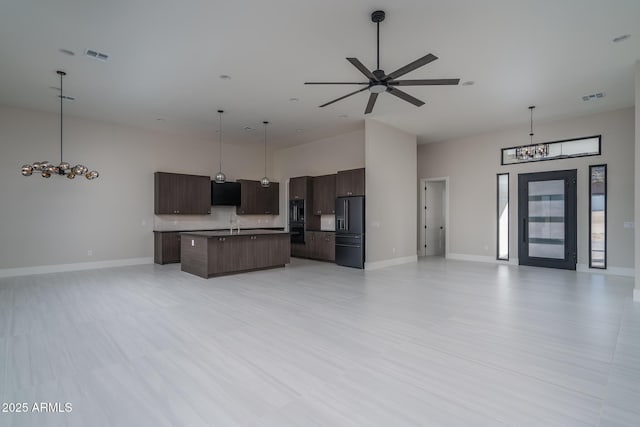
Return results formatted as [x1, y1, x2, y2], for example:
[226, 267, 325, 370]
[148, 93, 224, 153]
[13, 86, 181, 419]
[516, 105, 549, 161]
[21, 70, 99, 180]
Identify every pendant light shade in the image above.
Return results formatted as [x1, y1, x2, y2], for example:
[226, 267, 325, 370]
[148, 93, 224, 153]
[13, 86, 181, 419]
[261, 121, 271, 188]
[20, 70, 99, 180]
[214, 109, 226, 184]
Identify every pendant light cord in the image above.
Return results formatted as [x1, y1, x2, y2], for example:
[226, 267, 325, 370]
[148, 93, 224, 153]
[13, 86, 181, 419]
[529, 105, 535, 145]
[60, 72, 63, 164]
[263, 122, 268, 177]
[218, 110, 223, 172]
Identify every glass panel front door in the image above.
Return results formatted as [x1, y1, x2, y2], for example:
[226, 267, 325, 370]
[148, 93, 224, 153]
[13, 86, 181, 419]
[518, 170, 577, 270]
[528, 180, 565, 259]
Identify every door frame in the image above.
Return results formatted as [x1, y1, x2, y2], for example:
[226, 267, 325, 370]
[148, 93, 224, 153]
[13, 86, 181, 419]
[518, 169, 577, 270]
[419, 177, 450, 258]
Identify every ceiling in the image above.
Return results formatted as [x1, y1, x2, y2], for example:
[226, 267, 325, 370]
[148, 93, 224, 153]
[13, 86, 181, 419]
[1, 0, 639, 147]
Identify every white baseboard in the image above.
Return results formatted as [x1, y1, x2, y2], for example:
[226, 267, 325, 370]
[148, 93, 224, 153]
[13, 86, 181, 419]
[576, 264, 635, 278]
[634, 288, 640, 302]
[365, 255, 418, 271]
[0, 257, 154, 279]
[447, 253, 518, 266]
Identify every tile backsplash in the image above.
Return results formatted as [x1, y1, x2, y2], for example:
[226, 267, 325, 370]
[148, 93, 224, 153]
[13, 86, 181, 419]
[320, 215, 336, 231]
[154, 206, 284, 231]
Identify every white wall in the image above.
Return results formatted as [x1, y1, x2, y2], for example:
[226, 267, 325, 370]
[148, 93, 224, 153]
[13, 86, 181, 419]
[273, 129, 365, 179]
[418, 107, 635, 272]
[365, 119, 417, 268]
[0, 106, 271, 271]
[635, 62, 640, 299]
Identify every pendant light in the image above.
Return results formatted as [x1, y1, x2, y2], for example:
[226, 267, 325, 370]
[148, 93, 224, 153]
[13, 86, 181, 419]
[516, 105, 548, 160]
[260, 121, 271, 188]
[214, 109, 226, 183]
[21, 70, 99, 180]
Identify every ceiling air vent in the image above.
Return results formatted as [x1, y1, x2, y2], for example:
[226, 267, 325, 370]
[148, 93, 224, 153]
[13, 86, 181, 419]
[85, 49, 110, 62]
[582, 92, 605, 102]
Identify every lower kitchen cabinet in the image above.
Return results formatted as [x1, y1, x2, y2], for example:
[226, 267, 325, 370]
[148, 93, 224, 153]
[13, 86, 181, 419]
[154, 231, 181, 264]
[181, 231, 290, 278]
[292, 231, 335, 262]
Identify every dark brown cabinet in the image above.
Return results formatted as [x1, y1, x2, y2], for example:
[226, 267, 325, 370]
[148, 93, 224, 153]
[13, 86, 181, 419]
[289, 176, 312, 200]
[336, 168, 365, 197]
[312, 174, 336, 215]
[236, 180, 279, 215]
[181, 232, 290, 278]
[293, 231, 335, 262]
[154, 172, 211, 215]
[154, 231, 181, 264]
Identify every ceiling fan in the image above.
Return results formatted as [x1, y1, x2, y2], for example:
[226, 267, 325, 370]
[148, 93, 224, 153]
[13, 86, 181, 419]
[305, 10, 460, 114]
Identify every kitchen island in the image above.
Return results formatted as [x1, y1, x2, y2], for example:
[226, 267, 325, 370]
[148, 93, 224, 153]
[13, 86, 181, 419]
[180, 230, 290, 278]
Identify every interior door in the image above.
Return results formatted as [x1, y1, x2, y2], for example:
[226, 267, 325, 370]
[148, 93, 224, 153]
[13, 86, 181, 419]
[424, 182, 445, 256]
[518, 170, 577, 270]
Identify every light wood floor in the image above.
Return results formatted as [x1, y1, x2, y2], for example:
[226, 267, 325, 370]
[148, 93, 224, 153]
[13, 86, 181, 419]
[0, 257, 638, 426]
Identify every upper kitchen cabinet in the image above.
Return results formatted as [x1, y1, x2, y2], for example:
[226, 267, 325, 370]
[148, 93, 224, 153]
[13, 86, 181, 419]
[154, 172, 211, 215]
[289, 176, 312, 200]
[336, 168, 365, 197]
[237, 180, 279, 215]
[312, 174, 336, 215]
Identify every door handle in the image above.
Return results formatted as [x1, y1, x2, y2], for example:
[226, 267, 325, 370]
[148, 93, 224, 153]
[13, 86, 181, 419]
[522, 218, 527, 243]
[336, 243, 361, 248]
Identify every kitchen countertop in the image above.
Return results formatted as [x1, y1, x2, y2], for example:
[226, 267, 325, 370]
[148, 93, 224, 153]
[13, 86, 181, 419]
[154, 227, 284, 233]
[180, 230, 289, 238]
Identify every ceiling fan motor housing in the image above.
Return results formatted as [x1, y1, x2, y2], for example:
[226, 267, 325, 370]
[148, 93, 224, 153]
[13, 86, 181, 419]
[371, 10, 386, 23]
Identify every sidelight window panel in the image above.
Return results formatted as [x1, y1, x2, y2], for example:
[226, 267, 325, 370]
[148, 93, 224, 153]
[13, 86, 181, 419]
[589, 165, 607, 269]
[497, 174, 509, 260]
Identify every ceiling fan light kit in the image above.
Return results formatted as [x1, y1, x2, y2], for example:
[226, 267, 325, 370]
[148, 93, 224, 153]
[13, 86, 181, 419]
[305, 10, 460, 114]
[21, 70, 99, 180]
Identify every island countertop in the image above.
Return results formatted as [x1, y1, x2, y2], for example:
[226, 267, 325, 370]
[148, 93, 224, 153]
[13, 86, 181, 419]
[180, 229, 289, 238]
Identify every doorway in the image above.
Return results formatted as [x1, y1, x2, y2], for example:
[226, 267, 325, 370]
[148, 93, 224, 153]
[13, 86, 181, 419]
[518, 169, 577, 270]
[420, 178, 448, 257]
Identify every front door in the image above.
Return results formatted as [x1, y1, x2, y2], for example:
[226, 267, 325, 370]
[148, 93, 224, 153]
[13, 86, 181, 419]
[518, 170, 577, 270]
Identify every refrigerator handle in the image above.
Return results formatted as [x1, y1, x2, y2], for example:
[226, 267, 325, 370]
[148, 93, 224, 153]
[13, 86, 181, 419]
[345, 199, 349, 231]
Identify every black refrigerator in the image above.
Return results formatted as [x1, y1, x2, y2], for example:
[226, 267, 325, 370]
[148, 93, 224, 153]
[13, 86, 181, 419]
[335, 195, 365, 269]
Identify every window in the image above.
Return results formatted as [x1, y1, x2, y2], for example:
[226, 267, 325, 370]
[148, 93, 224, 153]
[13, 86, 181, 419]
[497, 173, 509, 260]
[589, 164, 607, 268]
[501, 135, 601, 165]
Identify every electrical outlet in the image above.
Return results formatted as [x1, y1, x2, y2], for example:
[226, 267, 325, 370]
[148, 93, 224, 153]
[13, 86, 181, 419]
[87, 249, 93, 256]
[141, 219, 146, 227]
[624, 222, 635, 229]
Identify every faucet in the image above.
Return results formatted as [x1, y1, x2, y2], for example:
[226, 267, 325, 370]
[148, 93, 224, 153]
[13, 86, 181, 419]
[229, 214, 241, 234]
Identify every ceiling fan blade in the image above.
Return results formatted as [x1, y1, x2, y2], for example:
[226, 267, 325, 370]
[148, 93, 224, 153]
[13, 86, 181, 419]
[305, 82, 369, 85]
[387, 87, 425, 107]
[346, 58, 377, 80]
[385, 53, 438, 81]
[390, 78, 460, 86]
[319, 87, 369, 108]
[364, 93, 378, 114]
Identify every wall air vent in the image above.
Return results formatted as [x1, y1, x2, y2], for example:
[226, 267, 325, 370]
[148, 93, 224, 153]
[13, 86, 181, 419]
[582, 92, 605, 102]
[85, 49, 110, 62]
